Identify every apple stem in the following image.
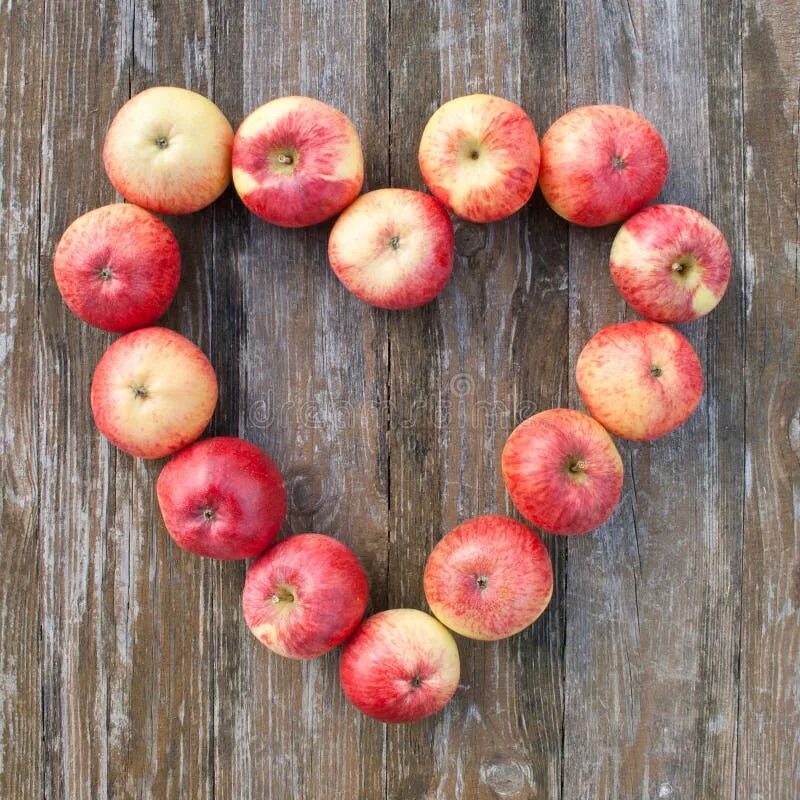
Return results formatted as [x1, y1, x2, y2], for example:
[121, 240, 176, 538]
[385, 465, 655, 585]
[278, 153, 293, 165]
[271, 587, 295, 604]
[671, 261, 684, 273]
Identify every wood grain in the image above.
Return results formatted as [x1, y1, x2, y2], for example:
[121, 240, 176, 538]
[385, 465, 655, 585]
[208, 2, 390, 799]
[0, 2, 44, 798]
[386, 2, 567, 798]
[563, 2, 746, 798]
[1, 1, 798, 798]
[739, 1, 800, 797]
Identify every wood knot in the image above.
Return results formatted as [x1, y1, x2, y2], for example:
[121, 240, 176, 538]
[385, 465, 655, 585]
[284, 465, 326, 515]
[455, 222, 487, 258]
[479, 756, 528, 797]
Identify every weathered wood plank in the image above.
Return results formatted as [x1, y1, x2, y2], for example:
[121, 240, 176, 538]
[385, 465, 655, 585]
[0, 1, 45, 798]
[563, 1, 744, 798]
[38, 1, 219, 797]
[738, 2, 800, 798]
[386, 2, 568, 798]
[208, 2, 390, 798]
[38, 3, 134, 798]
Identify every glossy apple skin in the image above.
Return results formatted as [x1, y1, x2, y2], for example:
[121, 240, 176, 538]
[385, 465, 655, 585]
[502, 408, 624, 535]
[610, 204, 732, 322]
[418, 94, 540, 223]
[232, 96, 364, 227]
[53, 204, 180, 332]
[576, 321, 703, 440]
[156, 437, 286, 559]
[103, 87, 234, 215]
[242, 533, 369, 659]
[328, 188, 454, 309]
[539, 105, 668, 227]
[339, 609, 460, 723]
[423, 515, 553, 640]
[90, 327, 218, 458]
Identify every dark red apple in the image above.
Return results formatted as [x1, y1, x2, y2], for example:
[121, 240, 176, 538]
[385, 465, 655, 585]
[242, 533, 369, 659]
[156, 436, 286, 560]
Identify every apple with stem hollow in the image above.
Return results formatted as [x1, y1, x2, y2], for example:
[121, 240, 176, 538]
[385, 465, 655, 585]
[502, 408, 624, 535]
[539, 104, 668, 227]
[90, 327, 218, 458]
[156, 437, 286, 560]
[423, 515, 553, 640]
[576, 320, 703, 440]
[232, 96, 364, 227]
[339, 609, 460, 723]
[610, 204, 732, 322]
[328, 188, 454, 309]
[103, 87, 234, 215]
[242, 533, 369, 659]
[53, 204, 180, 332]
[418, 93, 540, 223]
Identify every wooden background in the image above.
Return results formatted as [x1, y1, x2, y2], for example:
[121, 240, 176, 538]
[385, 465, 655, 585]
[1, 1, 798, 798]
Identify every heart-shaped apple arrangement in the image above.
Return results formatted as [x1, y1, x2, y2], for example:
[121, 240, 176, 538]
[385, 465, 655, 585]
[54, 87, 731, 724]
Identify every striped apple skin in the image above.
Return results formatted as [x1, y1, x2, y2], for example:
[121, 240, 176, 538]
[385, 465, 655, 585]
[610, 204, 731, 322]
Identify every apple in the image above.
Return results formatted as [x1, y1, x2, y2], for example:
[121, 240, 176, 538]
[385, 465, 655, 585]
[232, 96, 364, 227]
[501, 408, 624, 535]
[423, 515, 553, 640]
[53, 204, 180, 332]
[90, 327, 218, 458]
[339, 609, 460, 723]
[327, 188, 454, 309]
[538, 105, 668, 227]
[242, 533, 369, 659]
[610, 204, 732, 322]
[418, 93, 540, 223]
[103, 87, 234, 215]
[576, 321, 703, 440]
[156, 437, 286, 559]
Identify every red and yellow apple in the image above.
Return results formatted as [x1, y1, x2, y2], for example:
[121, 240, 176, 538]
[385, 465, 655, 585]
[418, 93, 540, 223]
[90, 327, 218, 458]
[502, 408, 624, 535]
[103, 87, 234, 215]
[539, 105, 668, 227]
[53, 204, 180, 332]
[576, 321, 703, 440]
[339, 609, 460, 723]
[156, 436, 286, 559]
[242, 533, 369, 659]
[327, 188, 454, 309]
[232, 96, 364, 227]
[423, 515, 553, 640]
[610, 204, 732, 322]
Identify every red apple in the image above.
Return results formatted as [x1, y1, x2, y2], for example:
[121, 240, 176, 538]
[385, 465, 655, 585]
[576, 321, 703, 440]
[418, 93, 540, 223]
[502, 408, 624, 535]
[327, 188, 454, 309]
[423, 515, 553, 640]
[232, 96, 364, 227]
[53, 204, 180, 332]
[242, 533, 369, 659]
[156, 437, 286, 559]
[539, 105, 668, 227]
[90, 327, 218, 458]
[610, 204, 732, 322]
[103, 87, 234, 215]
[339, 609, 460, 723]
